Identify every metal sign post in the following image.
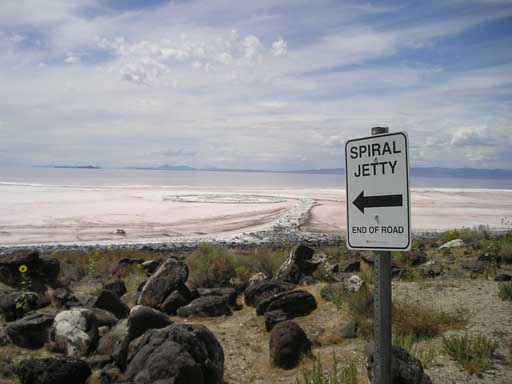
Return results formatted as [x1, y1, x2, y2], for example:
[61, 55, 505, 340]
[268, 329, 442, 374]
[371, 126, 392, 384]
[345, 126, 411, 384]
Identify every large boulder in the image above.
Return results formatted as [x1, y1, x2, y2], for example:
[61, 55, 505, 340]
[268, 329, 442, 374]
[104, 280, 127, 298]
[96, 319, 128, 356]
[269, 321, 311, 369]
[460, 259, 488, 273]
[256, 290, 317, 331]
[119, 324, 224, 384]
[51, 308, 99, 357]
[94, 289, 130, 319]
[0, 250, 60, 291]
[91, 307, 119, 328]
[17, 357, 91, 384]
[275, 244, 322, 284]
[198, 287, 240, 310]
[138, 258, 188, 308]
[256, 290, 317, 317]
[160, 284, 198, 315]
[243, 280, 295, 307]
[177, 296, 233, 318]
[0, 290, 47, 321]
[51, 287, 81, 309]
[127, 305, 172, 341]
[141, 260, 160, 273]
[7, 313, 54, 349]
[365, 342, 432, 384]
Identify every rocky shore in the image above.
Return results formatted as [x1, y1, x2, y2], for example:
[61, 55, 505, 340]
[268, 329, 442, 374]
[1, 229, 511, 384]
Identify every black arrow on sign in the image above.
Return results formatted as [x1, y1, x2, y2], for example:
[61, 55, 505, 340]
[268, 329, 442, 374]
[353, 190, 403, 214]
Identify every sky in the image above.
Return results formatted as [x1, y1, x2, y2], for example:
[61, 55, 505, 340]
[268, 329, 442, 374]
[0, 0, 511, 170]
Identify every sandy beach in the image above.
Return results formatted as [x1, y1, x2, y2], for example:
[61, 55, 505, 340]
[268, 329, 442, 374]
[1, 183, 511, 246]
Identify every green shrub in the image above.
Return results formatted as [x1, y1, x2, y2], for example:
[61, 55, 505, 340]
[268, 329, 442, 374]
[329, 292, 346, 311]
[296, 352, 358, 384]
[248, 246, 287, 277]
[499, 241, 512, 264]
[442, 333, 498, 375]
[187, 244, 237, 287]
[498, 282, 512, 301]
[393, 334, 436, 367]
[321, 245, 350, 262]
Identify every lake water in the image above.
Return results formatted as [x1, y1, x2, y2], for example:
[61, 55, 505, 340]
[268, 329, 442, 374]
[1, 166, 512, 189]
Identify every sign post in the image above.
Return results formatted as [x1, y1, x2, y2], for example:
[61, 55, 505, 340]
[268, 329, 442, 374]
[345, 127, 411, 384]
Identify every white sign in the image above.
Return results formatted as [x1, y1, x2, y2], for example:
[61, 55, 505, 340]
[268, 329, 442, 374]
[345, 132, 411, 250]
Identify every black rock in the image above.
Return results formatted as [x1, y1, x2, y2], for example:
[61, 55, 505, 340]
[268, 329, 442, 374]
[51, 287, 81, 309]
[365, 342, 432, 384]
[461, 259, 488, 273]
[141, 260, 160, 273]
[0, 290, 44, 321]
[256, 290, 317, 317]
[17, 357, 91, 384]
[85, 354, 113, 370]
[120, 323, 224, 384]
[138, 258, 189, 308]
[198, 287, 240, 309]
[336, 321, 357, 339]
[95, 319, 128, 357]
[91, 308, 119, 328]
[160, 284, 198, 315]
[495, 273, 512, 282]
[94, 289, 130, 319]
[7, 313, 54, 349]
[104, 280, 127, 298]
[341, 260, 360, 272]
[275, 244, 322, 284]
[177, 295, 233, 318]
[243, 280, 295, 307]
[0, 250, 60, 291]
[127, 305, 172, 340]
[257, 290, 317, 331]
[118, 258, 145, 266]
[269, 321, 311, 369]
[137, 280, 146, 292]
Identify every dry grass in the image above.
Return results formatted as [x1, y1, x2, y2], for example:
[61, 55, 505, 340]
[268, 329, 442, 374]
[393, 300, 467, 339]
[296, 352, 358, 384]
[443, 333, 498, 376]
[498, 282, 512, 301]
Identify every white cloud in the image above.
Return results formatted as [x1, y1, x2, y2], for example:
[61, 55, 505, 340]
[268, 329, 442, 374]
[271, 38, 287, 56]
[0, 0, 511, 169]
[241, 35, 262, 58]
[450, 127, 495, 146]
[64, 55, 81, 64]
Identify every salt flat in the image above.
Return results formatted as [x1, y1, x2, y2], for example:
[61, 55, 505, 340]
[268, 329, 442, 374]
[0, 184, 511, 246]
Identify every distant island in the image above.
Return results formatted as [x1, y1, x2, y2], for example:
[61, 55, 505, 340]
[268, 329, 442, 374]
[33, 165, 102, 169]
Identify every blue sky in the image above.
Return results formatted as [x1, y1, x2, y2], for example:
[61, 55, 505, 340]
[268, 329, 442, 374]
[0, 0, 511, 170]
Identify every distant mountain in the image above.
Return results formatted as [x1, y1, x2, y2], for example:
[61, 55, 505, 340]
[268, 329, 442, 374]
[120, 165, 512, 179]
[410, 167, 512, 179]
[125, 165, 195, 171]
[34, 164, 512, 179]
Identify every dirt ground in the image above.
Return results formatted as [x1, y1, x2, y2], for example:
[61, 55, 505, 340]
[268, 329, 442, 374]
[1, 277, 511, 384]
[185, 278, 512, 384]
